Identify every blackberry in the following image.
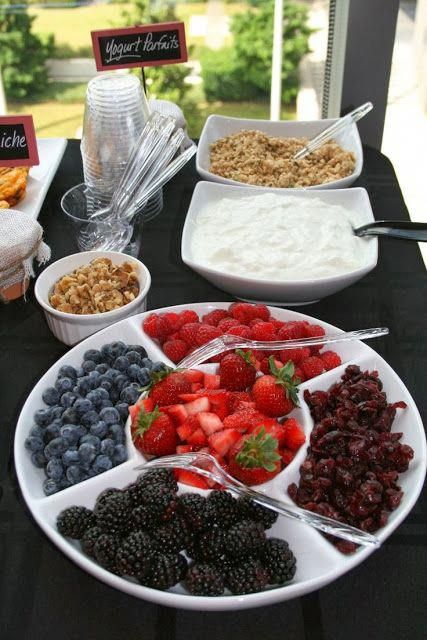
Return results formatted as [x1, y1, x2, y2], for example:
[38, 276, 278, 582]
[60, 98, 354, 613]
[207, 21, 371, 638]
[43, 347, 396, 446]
[94, 533, 121, 573]
[94, 492, 132, 536]
[95, 487, 122, 509]
[116, 531, 157, 579]
[125, 479, 147, 508]
[261, 538, 297, 584]
[179, 493, 215, 532]
[226, 558, 270, 595]
[56, 506, 96, 539]
[154, 516, 189, 554]
[185, 563, 225, 597]
[184, 529, 199, 560]
[207, 490, 240, 528]
[193, 527, 228, 564]
[81, 526, 103, 558]
[139, 485, 179, 524]
[137, 469, 178, 493]
[226, 520, 266, 558]
[237, 496, 278, 530]
[141, 553, 188, 590]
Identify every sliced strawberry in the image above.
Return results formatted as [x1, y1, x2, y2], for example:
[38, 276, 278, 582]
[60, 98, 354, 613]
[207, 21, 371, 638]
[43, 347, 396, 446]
[176, 416, 200, 441]
[179, 392, 202, 402]
[191, 382, 204, 392]
[186, 428, 208, 448]
[197, 412, 224, 436]
[185, 396, 211, 415]
[128, 403, 140, 422]
[141, 397, 154, 412]
[203, 373, 221, 389]
[281, 448, 296, 465]
[207, 390, 230, 420]
[283, 418, 306, 451]
[183, 369, 205, 383]
[208, 429, 241, 457]
[175, 469, 209, 489]
[164, 403, 188, 425]
[176, 444, 194, 454]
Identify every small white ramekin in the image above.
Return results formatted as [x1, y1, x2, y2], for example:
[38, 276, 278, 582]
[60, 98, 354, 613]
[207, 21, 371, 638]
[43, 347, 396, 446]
[35, 250, 151, 345]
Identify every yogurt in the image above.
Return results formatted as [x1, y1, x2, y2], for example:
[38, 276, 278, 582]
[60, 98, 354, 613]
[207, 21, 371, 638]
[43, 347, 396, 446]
[190, 193, 372, 281]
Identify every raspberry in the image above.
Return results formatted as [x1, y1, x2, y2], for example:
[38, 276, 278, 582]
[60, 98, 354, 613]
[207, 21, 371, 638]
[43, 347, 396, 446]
[195, 324, 222, 346]
[304, 323, 325, 338]
[251, 304, 270, 321]
[226, 324, 252, 338]
[277, 322, 308, 340]
[248, 318, 264, 327]
[163, 339, 189, 363]
[300, 356, 325, 379]
[177, 310, 199, 327]
[320, 350, 342, 371]
[142, 314, 172, 341]
[293, 366, 305, 383]
[179, 322, 202, 346]
[279, 347, 311, 365]
[217, 317, 240, 331]
[229, 302, 256, 323]
[250, 322, 277, 341]
[202, 309, 230, 326]
[259, 356, 282, 375]
[163, 312, 181, 332]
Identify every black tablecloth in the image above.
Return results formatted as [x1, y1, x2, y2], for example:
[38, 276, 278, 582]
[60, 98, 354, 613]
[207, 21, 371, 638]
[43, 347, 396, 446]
[1, 140, 426, 640]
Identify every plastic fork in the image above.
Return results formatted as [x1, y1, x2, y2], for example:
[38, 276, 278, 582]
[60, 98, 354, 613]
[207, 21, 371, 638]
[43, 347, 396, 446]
[135, 452, 380, 548]
[177, 327, 389, 369]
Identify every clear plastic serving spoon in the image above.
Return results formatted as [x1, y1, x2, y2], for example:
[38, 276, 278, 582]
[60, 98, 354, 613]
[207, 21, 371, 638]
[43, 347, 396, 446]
[354, 220, 427, 242]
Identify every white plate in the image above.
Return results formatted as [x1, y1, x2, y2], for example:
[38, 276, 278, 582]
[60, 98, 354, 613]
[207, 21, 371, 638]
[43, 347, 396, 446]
[196, 115, 363, 190]
[17, 138, 67, 219]
[14, 303, 426, 611]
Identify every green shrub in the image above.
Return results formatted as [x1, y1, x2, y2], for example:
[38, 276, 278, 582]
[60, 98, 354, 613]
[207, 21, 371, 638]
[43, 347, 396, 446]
[200, 0, 312, 104]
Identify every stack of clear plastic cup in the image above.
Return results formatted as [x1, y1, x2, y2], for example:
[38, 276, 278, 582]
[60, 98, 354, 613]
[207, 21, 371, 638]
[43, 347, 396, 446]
[80, 72, 151, 212]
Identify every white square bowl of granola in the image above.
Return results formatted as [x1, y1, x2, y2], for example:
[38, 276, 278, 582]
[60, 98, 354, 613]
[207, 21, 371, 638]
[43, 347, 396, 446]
[196, 115, 363, 190]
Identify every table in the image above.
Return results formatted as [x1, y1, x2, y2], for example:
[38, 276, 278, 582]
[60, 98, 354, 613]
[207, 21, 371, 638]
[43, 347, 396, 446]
[1, 140, 426, 640]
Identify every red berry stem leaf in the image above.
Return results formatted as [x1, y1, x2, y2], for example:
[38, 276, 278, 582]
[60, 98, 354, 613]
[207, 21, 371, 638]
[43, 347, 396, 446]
[140, 365, 177, 393]
[133, 406, 162, 439]
[268, 356, 300, 407]
[235, 427, 281, 472]
[235, 349, 256, 368]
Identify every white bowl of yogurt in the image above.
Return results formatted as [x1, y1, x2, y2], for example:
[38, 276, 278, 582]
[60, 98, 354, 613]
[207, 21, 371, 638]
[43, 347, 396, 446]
[181, 182, 378, 305]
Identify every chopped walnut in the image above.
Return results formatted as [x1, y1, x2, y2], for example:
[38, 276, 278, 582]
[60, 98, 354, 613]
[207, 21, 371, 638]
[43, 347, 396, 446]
[49, 257, 140, 315]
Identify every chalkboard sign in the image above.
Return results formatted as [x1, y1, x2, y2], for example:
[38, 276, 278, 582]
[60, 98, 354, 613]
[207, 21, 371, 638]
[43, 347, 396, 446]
[0, 115, 39, 167]
[91, 22, 187, 72]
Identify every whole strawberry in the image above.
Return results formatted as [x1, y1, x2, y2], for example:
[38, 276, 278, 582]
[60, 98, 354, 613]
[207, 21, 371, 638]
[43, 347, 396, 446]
[148, 368, 192, 406]
[131, 406, 177, 457]
[229, 427, 281, 485]
[219, 349, 257, 391]
[251, 357, 299, 417]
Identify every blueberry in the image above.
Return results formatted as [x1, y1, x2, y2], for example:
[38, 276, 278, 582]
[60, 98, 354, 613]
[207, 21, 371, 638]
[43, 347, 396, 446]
[25, 436, 44, 453]
[29, 426, 44, 439]
[99, 399, 113, 409]
[50, 405, 65, 420]
[60, 425, 80, 447]
[108, 423, 124, 444]
[34, 408, 53, 427]
[99, 407, 120, 425]
[80, 434, 101, 452]
[81, 410, 99, 428]
[78, 442, 97, 466]
[120, 385, 140, 405]
[127, 364, 141, 381]
[76, 367, 85, 378]
[98, 379, 112, 394]
[103, 368, 121, 381]
[43, 478, 59, 496]
[100, 438, 115, 457]
[31, 451, 46, 468]
[46, 458, 64, 481]
[92, 454, 113, 474]
[62, 407, 79, 425]
[114, 375, 129, 392]
[88, 370, 101, 389]
[42, 387, 60, 406]
[152, 361, 167, 373]
[126, 351, 143, 365]
[109, 389, 120, 404]
[90, 420, 108, 438]
[44, 423, 61, 443]
[86, 389, 104, 409]
[62, 448, 79, 467]
[95, 363, 109, 374]
[115, 403, 129, 421]
[75, 425, 88, 440]
[142, 357, 154, 370]
[100, 343, 114, 362]
[98, 388, 110, 400]
[74, 398, 93, 417]
[45, 437, 67, 458]
[82, 360, 96, 374]
[84, 349, 103, 364]
[76, 377, 91, 396]
[109, 341, 127, 359]
[66, 465, 84, 485]
[136, 367, 151, 386]
[127, 345, 148, 358]
[114, 355, 130, 372]
[113, 444, 127, 464]
[55, 377, 74, 394]
[59, 478, 72, 489]
[58, 365, 78, 380]
[60, 391, 77, 408]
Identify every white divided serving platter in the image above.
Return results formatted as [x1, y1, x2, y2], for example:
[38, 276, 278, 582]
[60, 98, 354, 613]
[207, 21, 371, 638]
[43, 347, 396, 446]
[14, 303, 426, 611]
